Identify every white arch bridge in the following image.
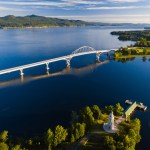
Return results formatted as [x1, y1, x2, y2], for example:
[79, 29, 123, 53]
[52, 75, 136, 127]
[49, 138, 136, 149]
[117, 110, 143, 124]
[0, 46, 118, 76]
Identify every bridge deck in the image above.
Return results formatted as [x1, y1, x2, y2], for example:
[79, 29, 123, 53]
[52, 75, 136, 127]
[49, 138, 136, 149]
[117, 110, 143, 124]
[0, 49, 117, 76]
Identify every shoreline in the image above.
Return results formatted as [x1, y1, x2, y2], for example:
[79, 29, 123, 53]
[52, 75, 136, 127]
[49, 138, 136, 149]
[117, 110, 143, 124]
[115, 55, 150, 59]
[0, 25, 91, 29]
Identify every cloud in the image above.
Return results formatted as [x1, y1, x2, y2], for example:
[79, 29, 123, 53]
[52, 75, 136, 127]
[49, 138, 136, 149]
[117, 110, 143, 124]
[0, 1, 75, 7]
[87, 5, 150, 10]
[108, 0, 144, 2]
[0, 0, 147, 10]
[0, 6, 30, 11]
[0, 0, 104, 8]
[61, 0, 104, 5]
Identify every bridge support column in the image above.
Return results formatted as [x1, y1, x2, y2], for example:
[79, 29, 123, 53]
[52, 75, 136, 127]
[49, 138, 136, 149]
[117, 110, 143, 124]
[20, 69, 24, 76]
[96, 52, 101, 62]
[21, 75, 24, 82]
[66, 58, 71, 67]
[46, 63, 50, 71]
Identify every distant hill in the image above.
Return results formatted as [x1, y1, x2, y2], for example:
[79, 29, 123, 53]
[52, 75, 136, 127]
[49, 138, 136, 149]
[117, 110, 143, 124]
[0, 15, 149, 29]
[0, 15, 92, 28]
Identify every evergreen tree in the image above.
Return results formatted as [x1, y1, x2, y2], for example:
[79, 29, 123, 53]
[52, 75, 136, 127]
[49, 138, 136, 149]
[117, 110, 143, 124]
[80, 106, 94, 127]
[114, 103, 124, 116]
[0, 142, 9, 150]
[0, 130, 8, 142]
[92, 105, 102, 120]
[53, 125, 68, 147]
[44, 128, 54, 150]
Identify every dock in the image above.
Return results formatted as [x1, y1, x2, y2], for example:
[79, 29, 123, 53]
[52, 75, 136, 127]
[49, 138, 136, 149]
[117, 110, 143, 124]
[125, 100, 147, 111]
[124, 100, 147, 118]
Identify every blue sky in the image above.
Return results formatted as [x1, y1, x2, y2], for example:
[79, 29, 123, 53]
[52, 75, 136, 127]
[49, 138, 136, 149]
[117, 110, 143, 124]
[0, 0, 150, 23]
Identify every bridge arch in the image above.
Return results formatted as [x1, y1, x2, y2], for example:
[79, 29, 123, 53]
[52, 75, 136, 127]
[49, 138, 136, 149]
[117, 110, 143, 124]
[71, 46, 96, 55]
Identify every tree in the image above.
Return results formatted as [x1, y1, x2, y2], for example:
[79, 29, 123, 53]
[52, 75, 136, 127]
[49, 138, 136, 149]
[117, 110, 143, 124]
[70, 122, 86, 142]
[135, 38, 148, 47]
[70, 134, 75, 143]
[0, 142, 9, 150]
[53, 125, 68, 147]
[0, 131, 8, 142]
[104, 136, 116, 150]
[105, 105, 114, 114]
[44, 128, 54, 150]
[80, 106, 94, 127]
[114, 52, 122, 58]
[11, 145, 22, 150]
[91, 105, 102, 120]
[114, 103, 124, 116]
[74, 129, 80, 140]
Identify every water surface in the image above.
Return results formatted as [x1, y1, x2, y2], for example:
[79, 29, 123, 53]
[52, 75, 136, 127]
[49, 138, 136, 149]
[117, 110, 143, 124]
[0, 26, 149, 149]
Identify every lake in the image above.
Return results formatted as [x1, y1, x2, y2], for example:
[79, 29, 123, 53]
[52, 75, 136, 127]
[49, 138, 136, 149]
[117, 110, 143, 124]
[0, 26, 149, 149]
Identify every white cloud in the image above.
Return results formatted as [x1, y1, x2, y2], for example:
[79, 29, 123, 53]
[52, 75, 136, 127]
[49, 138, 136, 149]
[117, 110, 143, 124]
[0, 1, 75, 7]
[62, 0, 104, 5]
[0, 6, 29, 11]
[108, 0, 144, 2]
[87, 5, 150, 10]
[0, 0, 104, 8]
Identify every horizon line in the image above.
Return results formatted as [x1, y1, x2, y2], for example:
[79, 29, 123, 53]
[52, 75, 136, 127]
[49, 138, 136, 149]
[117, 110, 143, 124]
[0, 14, 150, 24]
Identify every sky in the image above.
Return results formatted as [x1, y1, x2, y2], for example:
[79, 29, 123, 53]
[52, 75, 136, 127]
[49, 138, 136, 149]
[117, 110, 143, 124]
[0, 0, 150, 23]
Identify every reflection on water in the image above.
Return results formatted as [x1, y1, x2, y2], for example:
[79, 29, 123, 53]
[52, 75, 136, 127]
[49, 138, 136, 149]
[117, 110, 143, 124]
[0, 60, 109, 88]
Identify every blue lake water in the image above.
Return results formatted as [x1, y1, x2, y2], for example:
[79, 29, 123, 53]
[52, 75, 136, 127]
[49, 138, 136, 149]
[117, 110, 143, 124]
[0, 26, 149, 149]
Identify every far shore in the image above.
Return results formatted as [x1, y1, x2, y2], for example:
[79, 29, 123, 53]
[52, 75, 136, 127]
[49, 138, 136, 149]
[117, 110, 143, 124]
[0, 25, 90, 29]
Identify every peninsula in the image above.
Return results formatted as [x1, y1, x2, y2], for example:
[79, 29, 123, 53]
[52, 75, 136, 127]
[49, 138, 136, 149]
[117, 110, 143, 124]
[114, 38, 150, 59]
[111, 30, 150, 41]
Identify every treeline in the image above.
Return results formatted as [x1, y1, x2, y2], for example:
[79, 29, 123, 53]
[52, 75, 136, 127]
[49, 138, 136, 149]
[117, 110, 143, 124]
[0, 103, 141, 150]
[0, 15, 91, 28]
[111, 30, 150, 41]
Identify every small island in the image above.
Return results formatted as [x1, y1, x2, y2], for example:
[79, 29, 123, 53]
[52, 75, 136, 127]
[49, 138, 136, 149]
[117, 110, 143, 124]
[0, 102, 142, 150]
[114, 38, 150, 60]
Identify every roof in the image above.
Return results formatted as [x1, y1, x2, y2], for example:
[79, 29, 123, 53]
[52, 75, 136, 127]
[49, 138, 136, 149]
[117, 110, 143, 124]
[124, 101, 137, 118]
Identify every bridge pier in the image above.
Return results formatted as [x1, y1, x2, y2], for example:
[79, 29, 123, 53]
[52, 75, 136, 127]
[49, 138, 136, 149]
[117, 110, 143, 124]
[46, 70, 50, 75]
[46, 63, 50, 71]
[66, 58, 71, 67]
[21, 75, 24, 82]
[20, 69, 24, 76]
[96, 52, 101, 62]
